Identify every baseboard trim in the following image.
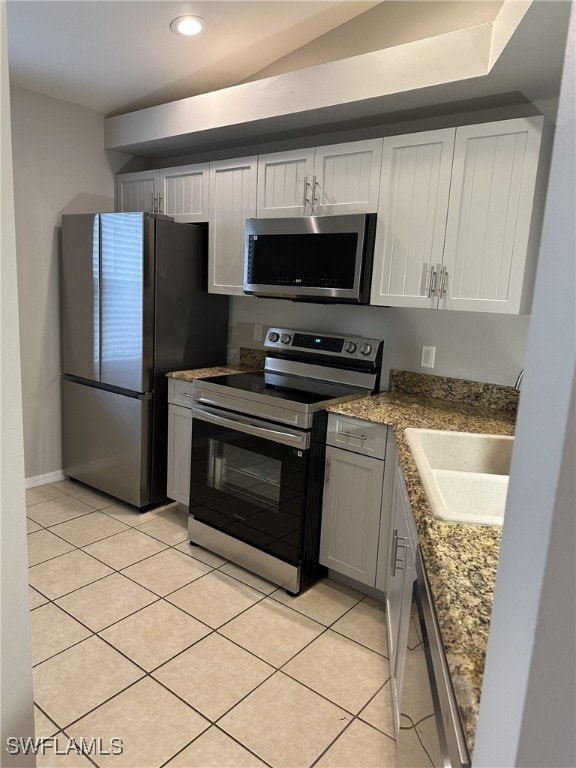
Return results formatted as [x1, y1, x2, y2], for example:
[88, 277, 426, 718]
[25, 470, 66, 489]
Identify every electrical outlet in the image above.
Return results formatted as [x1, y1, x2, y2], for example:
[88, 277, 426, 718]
[253, 323, 263, 342]
[421, 345, 436, 368]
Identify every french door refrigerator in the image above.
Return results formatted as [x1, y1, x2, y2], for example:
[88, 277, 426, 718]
[60, 212, 229, 510]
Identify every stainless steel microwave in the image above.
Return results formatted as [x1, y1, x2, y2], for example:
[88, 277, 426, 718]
[243, 213, 376, 303]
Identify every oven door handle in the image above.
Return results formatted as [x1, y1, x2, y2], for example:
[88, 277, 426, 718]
[191, 404, 310, 450]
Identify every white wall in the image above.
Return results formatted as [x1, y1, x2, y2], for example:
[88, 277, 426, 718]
[10, 87, 130, 483]
[244, 1, 503, 81]
[474, 5, 575, 765]
[1, 5, 36, 764]
[229, 297, 530, 388]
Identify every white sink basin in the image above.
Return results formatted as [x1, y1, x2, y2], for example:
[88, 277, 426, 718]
[404, 428, 514, 526]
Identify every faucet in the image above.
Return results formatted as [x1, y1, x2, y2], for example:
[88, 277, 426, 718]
[515, 369, 525, 391]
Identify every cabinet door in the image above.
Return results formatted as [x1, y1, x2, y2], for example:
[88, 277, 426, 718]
[256, 148, 315, 217]
[375, 430, 398, 592]
[116, 171, 159, 213]
[387, 461, 416, 734]
[442, 116, 546, 313]
[167, 404, 193, 506]
[313, 139, 383, 215]
[371, 129, 455, 308]
[159, 163, 209, 221]
[208, 157, 257, 295]
[320, 446, 384, 586]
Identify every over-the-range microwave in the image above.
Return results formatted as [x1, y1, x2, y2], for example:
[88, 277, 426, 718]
[243, 213, 376, 304]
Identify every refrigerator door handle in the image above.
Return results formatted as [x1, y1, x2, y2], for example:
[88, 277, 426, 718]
[62, 374, 153, 400]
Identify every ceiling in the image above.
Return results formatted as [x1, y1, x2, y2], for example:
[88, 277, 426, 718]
[6, 0, 380, 115]
[7, 1, 572, 158]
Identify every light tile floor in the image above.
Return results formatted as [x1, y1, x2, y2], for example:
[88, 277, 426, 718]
[26, 480, 397, 768]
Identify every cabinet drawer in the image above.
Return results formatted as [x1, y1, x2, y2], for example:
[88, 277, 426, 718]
[167, 378, 195, 407]
[326, 413, 387, 459]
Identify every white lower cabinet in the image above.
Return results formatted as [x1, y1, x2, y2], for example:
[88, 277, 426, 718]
[320, 414, 391, 588]
[320, 445, 384, 585]
[386, 457, 417, 734]
[166, 379, 195, 507]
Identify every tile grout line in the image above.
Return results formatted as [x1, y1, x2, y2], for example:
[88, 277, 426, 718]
[28, 484, 396, 767]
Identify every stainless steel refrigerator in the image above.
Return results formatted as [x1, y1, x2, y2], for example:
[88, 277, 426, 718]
[60, 212, 229, 510]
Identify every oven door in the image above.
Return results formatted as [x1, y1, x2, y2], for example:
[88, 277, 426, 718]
[190, 403, 310, 565]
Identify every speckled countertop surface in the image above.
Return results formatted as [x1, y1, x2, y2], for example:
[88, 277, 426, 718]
[167, 348, 265, 381]
[329, 372, 518, 753]
[167, 365, 250, 381]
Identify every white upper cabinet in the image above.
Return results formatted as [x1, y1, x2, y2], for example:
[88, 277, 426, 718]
[116, 164, 209, 220]
[159, 163, 209, 221]
[441, 118, 548, 313]
[256, 139, 383, 217]
[116, 170, 159, 213]
[371, 116, 551, 314]
[208, 156, 257, 295]
[371, 128, 456, 309]
[313, 139, 383, 215]
[115, 117, 551, 307]
[256, 148, 315, 217]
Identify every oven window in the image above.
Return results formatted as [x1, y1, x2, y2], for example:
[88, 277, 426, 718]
[208, 439, 281, 509]
[190, 420, 310, 565]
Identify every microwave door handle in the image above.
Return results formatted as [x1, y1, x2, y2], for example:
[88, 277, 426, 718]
[191, 404, 309, 450]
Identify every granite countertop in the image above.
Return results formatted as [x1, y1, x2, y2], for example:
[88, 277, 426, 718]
[328, 372, 518, 753]
[167, 364, 251, 381]
[167, 348, 266, 381]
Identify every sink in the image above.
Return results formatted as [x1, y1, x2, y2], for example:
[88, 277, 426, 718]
[404, 428, 514, 526]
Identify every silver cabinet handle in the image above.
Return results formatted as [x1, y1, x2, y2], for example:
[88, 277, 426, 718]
[338, 430, 367, 440]
[157, 195, 163, 214]
[391, 528, 408, 577]
[439, 266, 448, 298]
[311, 175, 319, 206]
[391, 529, 399, 576]
[427, 265, 437, 298]
[303, 177, 312, 206]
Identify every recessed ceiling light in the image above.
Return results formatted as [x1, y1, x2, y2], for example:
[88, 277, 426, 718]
[170, 15, 207, 37]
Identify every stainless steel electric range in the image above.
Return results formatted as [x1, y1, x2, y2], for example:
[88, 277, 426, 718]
[188, 327, 384, 594]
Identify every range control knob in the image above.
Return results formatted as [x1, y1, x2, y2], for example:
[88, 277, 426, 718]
[280, 333, 292, 345]
[268, 332, 280, 343]
[344, 341, 357, 354]
[359, 343, 373, 356]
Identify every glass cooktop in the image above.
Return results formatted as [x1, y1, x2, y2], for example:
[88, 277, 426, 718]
[199, 371, 365, 406]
